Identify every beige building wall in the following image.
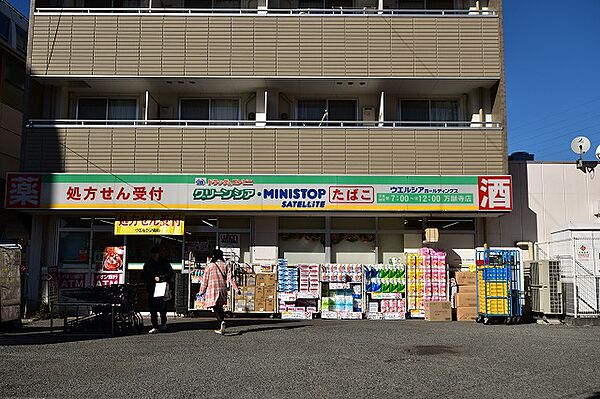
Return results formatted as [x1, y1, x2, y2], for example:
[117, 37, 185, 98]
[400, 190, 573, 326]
[22, 126, 504, 175]
[30, 14, 501, 79]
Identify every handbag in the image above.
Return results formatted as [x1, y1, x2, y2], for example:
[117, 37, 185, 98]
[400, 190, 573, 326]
[163, 284, 172, 302]
[153, 281, 172, 301]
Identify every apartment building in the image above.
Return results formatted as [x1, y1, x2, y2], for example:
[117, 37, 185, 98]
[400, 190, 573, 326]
[11, 0, 510, 308]
[0, 0, 28, 245]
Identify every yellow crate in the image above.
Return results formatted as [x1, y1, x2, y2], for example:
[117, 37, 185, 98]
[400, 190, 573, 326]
[477, 280, 508, 297]
[478, 298, 509, 315]
[485, 282, 508, 297]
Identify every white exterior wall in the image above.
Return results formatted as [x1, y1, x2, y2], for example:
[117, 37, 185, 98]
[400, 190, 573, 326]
[487, 161, 600, 247]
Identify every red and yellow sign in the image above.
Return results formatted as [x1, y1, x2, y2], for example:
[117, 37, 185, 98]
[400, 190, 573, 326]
[114, 214, 184, 235]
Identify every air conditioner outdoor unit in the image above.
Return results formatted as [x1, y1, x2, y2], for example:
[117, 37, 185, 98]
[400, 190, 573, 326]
[528, 260, 563, 315]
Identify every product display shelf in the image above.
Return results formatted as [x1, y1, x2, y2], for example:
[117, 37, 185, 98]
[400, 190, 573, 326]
[232, 263, 278, 316]
[277, 259, 320, 320]
[406, 249, 449, 318]
[365, 261, 407, 320]
[320, 264, 364, 320]
[475, 249, 522, 325]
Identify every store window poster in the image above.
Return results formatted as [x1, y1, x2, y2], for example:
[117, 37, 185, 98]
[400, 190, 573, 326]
[100, 246, 125, 272]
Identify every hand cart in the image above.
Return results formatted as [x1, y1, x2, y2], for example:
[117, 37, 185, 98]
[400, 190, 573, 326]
[475, 248, 523, 325]
[230, 262, 278, 318]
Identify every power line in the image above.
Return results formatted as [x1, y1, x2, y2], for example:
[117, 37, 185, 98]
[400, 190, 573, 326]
[58, 140, 173, 211]
[508, 112, 600, 147]
[509, 121, 600, 155]
[508, 97, 600, 132]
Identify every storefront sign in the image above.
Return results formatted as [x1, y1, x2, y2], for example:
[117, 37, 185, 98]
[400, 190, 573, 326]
[58, 272, 87, 289]
[114, 214, 184, 235]
[94, 273, 121, 287]
[5, 174, 512, 212]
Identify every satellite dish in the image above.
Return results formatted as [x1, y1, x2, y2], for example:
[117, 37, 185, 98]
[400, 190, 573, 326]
[571, 136, 591, 155]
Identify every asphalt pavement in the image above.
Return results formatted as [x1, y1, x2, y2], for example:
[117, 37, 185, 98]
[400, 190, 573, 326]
[1, 317, 599, 399]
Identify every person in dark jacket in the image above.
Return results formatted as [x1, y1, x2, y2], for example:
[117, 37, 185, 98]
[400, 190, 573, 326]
[142, 245, 174, 334]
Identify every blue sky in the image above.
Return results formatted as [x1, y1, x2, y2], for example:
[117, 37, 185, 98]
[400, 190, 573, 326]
[10, 0, 600, 161]
[504, 0, 600, 161]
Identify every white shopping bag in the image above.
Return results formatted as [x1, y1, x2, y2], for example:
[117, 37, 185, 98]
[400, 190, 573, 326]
[154, 282, 168, 298]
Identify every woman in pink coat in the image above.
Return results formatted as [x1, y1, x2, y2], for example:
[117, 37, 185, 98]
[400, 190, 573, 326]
[199, 249, 239, 335]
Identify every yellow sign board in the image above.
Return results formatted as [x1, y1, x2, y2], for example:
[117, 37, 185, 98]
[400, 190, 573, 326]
[114, 214, 184, 235]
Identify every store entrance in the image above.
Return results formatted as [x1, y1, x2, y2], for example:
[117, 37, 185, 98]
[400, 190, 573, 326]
[185, 232, 218, 264]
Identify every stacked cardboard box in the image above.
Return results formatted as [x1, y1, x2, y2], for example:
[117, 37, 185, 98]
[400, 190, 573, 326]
[255, 273, 277, 312]
[424, 301, 451, 321]
[454, 272, 477, 321]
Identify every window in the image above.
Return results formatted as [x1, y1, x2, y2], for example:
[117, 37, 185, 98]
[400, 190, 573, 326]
[298, 100, 326, 121]
[327, 100, 357, 121]
[401, 100, 429, 122]
[385, 0, 454, 8]
[108, 99, 137, 120]
[3, 56, 25, 111]
[426, 218, 475, 231]
[184, 0, 240, 7]
[179, 99, 239, 121]
[83, 0, 112, 7]
[299, 0, 324, 7]
[428, 0, 454, 9]
[297, 0, 355, 7]
[215, 0, 241, 7]
[400, 99, 460, 123]
[0, 13, 9, 42]
[211, 99, 239, 120]
[180, 99, 209, 120]
[431, 100, 459, 121]
[77, 98, 137, 120]
[324, 0, 353, 7]
[58, 231, 90, 268]
[398, 0, 425, 8]
[77, 99, 107, 120]
[184, 0, 212, 6]
[298, 99, 357, 122]
[16, 27, 27, 55]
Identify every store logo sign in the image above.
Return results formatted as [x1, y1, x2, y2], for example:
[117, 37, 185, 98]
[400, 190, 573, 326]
[193, 187, 256, 201]
[5, 174, 41, 208]
[196, 177, 254, 187]
[478, 176, 512, 211]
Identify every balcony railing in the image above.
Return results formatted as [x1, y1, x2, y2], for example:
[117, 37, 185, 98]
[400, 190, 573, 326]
[27, 119, 502, 129]
[34, 7, 497, 17]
